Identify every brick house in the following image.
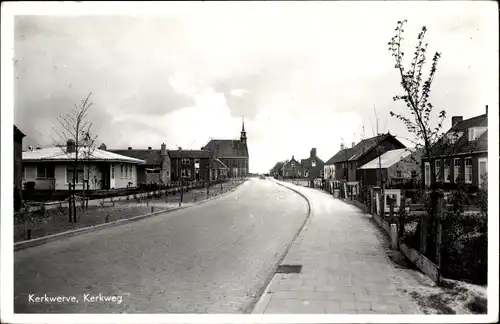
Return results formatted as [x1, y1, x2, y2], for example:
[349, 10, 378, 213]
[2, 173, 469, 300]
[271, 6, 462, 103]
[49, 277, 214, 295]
[107, 143, 171, 185]
[358, 148, 422, 187]
[168, 149, 211, 182]
[14, 125, 26, 211]
[282, 156, 303, 178]
[202, 119, 249, 179]
[422, 107, 488, 189]
[300, 148, 325, 186]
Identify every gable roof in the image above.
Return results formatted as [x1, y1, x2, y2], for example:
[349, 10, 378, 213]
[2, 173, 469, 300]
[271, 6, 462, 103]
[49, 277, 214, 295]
[203, 139, 249, 158]
[14, 125, 26, 141]
[326, 133, 406, 165]
[301, 156, 325, 168]
[450, 114, 487, 132]
[428, 113, 489, 158]
[23, 147, 146, 164]
[168, 150, 211, 159]
[358, 148, 412, 169]
[108, 149, 162, 165]
[325, 148, 355, 165]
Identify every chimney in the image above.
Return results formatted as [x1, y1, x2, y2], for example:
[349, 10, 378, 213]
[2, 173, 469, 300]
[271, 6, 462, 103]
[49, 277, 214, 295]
[310, 148, 317, 158]
[486, 105, 488, 115]
[128, 146, 132, 150]
[340, 143, 344, 150]
[178, 146, 182, 151]
[98, 143, 106, 150]
[161, 143, 166, 156]
[148, 146, 152, 151]
[451, 116, 463, 127]
[66, 139, 75, 153]
[351, 142, 355, 148]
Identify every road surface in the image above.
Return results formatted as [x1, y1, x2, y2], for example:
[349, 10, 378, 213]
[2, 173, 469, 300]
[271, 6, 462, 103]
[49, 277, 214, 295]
[14, 178, 309, 313]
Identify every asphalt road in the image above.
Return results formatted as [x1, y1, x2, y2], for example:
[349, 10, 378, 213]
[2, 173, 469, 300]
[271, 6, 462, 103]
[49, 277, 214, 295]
[14, 178, 309, 313]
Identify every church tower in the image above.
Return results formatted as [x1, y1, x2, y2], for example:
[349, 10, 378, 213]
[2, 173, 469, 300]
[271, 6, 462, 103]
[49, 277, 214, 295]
[240, 117, 247, 144]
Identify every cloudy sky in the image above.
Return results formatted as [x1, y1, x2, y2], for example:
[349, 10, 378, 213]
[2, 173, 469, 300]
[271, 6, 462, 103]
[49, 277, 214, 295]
[12, 2, 498, 173]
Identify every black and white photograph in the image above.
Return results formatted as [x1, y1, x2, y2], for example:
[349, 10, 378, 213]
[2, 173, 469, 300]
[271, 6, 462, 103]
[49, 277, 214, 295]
[1, 1, 498, 323]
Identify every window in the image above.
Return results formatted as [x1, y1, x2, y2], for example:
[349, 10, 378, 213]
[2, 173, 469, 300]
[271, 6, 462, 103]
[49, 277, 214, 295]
[66, 165, 84, 184]
[181, 169, 191, 178]
[312, 160, 316, 167]
[396, 170, 402, 178]
[111, 165, 115, 179]
[304, 170, 309, 177]
[411, 170, 417, 178]
[478, 157, 487, 187]
[291, 162, 295, 168]
[194, 159, 200, 169]
[435, 160, 441, 182]
[444, 160, 450, 183]
[36, 164, 55, 179]
[182, 158, 190, 165]
[465, 157, 472, 183]
[320, 169, 324, 177]
[36, 164, 46, 179]
[120, 164, 124, 178]
[125, 165, 128, 178]
[468, 128, 476, 141]
[424, 162, 430, 186]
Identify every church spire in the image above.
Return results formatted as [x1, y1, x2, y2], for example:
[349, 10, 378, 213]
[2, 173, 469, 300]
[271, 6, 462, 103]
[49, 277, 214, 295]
[240, 116, 247, 143]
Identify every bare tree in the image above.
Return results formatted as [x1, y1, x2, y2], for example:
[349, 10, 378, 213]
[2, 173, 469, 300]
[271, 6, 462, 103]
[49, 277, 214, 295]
[53, 92, 96, 223]
[388, 20, 447, 254]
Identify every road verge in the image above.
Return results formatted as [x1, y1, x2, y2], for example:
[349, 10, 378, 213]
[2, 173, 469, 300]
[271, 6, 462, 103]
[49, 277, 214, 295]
[14, 180, 247, 251]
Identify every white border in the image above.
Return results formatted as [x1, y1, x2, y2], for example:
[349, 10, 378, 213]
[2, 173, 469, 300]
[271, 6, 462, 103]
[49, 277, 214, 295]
[1, 2, 499, 324]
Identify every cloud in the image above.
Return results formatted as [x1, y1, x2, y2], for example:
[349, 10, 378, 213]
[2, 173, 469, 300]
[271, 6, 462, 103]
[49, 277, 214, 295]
[12, 2, 498, 172]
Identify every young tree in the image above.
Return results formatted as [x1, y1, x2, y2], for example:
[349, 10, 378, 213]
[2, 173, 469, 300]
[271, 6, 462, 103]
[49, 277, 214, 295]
[388, 20, 446, 254]
[53, 92, 96, 222]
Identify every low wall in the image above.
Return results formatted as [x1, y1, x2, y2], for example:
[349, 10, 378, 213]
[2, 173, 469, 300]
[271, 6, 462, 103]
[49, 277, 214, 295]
[371, 202, 440, 284]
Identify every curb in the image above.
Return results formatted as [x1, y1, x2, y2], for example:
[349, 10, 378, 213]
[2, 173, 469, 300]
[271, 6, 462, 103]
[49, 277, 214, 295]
[249, 179, 314, 314]
[14, 180, 247, 252]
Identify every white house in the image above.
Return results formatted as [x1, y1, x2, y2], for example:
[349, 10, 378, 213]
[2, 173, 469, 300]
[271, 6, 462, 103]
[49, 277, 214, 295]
[22, 140, 146, 191]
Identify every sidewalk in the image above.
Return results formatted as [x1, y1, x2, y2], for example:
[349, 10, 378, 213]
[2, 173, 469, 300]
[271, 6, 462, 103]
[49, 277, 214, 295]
[253, 180, 430, 314]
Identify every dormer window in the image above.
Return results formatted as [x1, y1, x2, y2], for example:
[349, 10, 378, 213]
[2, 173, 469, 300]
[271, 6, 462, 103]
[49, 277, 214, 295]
[468, 128, 476, 141]
[468, 127, 487, 141]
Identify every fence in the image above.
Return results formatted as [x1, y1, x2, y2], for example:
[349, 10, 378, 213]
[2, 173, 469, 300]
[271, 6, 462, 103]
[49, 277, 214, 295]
[352, 184, 487, 286]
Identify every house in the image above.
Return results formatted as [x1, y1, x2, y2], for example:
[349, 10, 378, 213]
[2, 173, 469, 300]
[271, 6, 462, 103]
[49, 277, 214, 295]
[14, 125, 26, 211]
[327, 133, 406, 195]
[202, 119, 249, 178]
[168, 148, 212, 182]
[300, 148, 325, 186]
[422, 106, 488, 189]
[358, 148, 421, 187]
[282, 156, 303, 178]
[22, 140, 146, 191]
[107, 143, 171, 185]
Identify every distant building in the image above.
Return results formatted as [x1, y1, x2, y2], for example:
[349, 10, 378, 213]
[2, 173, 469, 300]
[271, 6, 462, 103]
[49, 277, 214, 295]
[14, 125, 26, 211]
[300, 148, 325, 186]
[422, 106, 488, 188]
[202, 119, 249, 178]
[168, 149, 211, 182]
[108, 144, 171, 185]
[282, 156, 303, 178]
[22, 140, 146, 191]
